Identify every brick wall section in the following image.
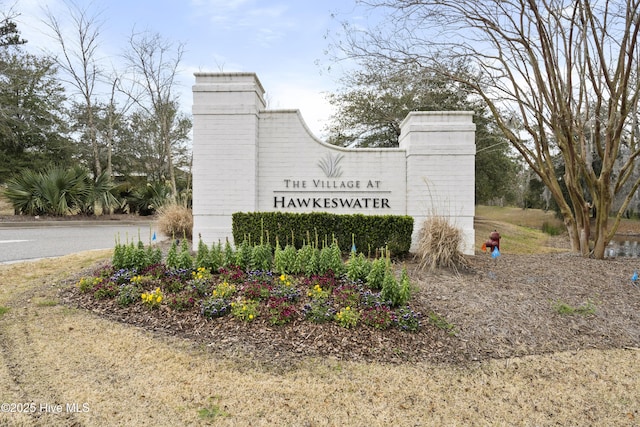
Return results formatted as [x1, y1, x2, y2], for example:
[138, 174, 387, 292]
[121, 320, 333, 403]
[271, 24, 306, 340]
[192, 72, 476, 254]
[399, 112, 476, 253]
[192, 73, 265, 244]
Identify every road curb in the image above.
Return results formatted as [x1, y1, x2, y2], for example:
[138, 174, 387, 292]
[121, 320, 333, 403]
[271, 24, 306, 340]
[0, 220, 155, 228]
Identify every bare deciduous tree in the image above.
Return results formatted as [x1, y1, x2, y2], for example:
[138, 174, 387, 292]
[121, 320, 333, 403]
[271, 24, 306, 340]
[123, 30, 187, 203]
[43, 0, 104, 177]
[337, 0, 640, 258]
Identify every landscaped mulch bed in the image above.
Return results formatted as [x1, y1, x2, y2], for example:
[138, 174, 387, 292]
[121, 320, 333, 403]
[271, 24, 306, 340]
[59, 252, 640, 366]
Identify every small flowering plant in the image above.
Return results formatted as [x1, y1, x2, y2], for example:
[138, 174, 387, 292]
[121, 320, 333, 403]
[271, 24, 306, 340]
[186, 267, 213, 296]
[212, 281, 237, 299]
[333, 284, 361, 308]
[241, 280, 273, 300]
[302, 300, 335, 323]
[117, 284, 141, 307]
[78, 276, 103, 293]
[130, 274, 156, 288]
[110, 268, 137, 285]
[93, 281, 118, 299]
[394, 306, 421, 332]
[335, 306, 359, 328]
[164, 268, 192, 293]
[230, 299, 259, 322]
[361, 305, 395, 330]
[201, 297, 230, 318]
[141, 287, 163, 308]
[218, 264, 245, 284]
[278, 274, 293, 287]
[302, 272, 339, 294]
[191, 266, 212, 282]
[166, 291, 197, 311]
[307, 284, 329, 301]
[267, 297, 297, 325]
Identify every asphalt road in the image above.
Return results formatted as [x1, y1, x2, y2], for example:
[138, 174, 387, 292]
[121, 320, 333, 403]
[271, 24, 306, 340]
[0, 221, 159, 264]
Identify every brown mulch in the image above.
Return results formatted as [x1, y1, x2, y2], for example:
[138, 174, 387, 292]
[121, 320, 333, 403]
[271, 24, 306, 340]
[58, 251, 640, 366]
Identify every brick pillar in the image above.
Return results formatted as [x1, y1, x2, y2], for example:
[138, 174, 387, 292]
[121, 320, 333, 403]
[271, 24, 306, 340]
[192, 73, 265, 248]
[399, 111, 476, 254]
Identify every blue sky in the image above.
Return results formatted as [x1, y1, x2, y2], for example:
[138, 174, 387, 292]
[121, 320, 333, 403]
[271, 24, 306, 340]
[12, 0, 367, 137]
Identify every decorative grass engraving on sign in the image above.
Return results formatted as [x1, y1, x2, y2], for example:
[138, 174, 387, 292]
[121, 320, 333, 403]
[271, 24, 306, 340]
[317, 153, 344, 178]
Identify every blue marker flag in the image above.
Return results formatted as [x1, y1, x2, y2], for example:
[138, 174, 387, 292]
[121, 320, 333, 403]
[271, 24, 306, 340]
[152, 232, 157, 241]
[491, 247, 501, 259]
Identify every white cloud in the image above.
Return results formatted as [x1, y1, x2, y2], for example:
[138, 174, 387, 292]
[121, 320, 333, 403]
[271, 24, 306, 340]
[267, 78, 333, 139]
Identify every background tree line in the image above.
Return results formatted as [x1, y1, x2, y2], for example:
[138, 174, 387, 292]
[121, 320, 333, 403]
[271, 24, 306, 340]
[0, 2, 191, 215]
[326, 0, 640, 259]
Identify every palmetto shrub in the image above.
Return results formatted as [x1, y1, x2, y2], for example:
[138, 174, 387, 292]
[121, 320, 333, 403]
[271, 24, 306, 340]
[4, 165, 118, 216]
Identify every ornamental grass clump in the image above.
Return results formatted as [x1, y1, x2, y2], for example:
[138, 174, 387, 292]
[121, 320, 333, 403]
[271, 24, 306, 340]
[157, 203, 193, 240]
[416, 216, 468, 272]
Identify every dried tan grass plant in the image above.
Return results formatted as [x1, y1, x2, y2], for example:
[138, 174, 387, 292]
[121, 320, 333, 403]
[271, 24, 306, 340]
[157, 203, 193, 240]
[415, 216, 468, 272]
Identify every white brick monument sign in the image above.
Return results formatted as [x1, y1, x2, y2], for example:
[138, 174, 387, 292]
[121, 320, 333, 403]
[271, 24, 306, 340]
[192, 73, 475, 254]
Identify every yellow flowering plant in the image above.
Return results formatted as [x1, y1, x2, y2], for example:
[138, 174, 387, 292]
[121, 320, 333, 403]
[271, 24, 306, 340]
[141, 287, 163, 308]
[307, 284, 329, 300]
[212, 281, 237, 299]
[191, 266, 212, 282]
[230, 299, 259, 322]
[335, 306, 359, 328]
[77, 276, 102, 293]
[279, 274, 293, 287]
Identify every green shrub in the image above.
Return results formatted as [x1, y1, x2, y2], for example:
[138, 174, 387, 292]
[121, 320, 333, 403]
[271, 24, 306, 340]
[542, 221, 562, 236]
[232, 212, 413, 256]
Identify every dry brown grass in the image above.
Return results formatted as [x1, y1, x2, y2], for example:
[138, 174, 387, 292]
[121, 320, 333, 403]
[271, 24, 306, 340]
[415, 216, 468, 271]
[156, 203, 193, 240]
[1, 208, 640, 425]
[1, 252, 639, 426]
[0, 190, 14, 215]
[475, 205, 569, 254]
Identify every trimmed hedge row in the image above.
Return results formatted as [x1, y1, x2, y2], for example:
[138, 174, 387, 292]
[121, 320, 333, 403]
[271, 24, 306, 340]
[231, 211, 413, 256]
